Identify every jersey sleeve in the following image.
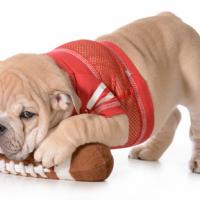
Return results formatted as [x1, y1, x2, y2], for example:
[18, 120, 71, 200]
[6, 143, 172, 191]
[85, 82, 127, 117]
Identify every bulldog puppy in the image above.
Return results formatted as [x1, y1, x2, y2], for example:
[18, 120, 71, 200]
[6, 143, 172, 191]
[0, 12, 199, 174]
[0, 54, 128, 167]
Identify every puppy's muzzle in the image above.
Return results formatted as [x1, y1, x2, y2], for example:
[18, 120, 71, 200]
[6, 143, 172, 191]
[0, 121, 23, 159]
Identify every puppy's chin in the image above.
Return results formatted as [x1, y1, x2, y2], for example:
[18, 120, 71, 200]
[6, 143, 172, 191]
[6, 152, 29, 161]
[0, 125, 48, 161]
[2, 131, 38, 161]
[8, 137, 37, 161]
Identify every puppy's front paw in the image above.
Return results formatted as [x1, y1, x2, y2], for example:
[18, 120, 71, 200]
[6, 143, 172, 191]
[190, 152, 200, 174]
[34, 137, 75, 168]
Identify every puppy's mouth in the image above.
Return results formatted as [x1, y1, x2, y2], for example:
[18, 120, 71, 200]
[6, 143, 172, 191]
[0, 126, 46, 161]
[5, 128, 41, 161]
[5, 152, 28, 161]
[0, 139, 33, 161]
[6, 143, 35, 161]
[0, 146, 29, 161]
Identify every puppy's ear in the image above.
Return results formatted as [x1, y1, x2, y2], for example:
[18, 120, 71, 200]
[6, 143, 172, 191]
[50, 90, 81, 114]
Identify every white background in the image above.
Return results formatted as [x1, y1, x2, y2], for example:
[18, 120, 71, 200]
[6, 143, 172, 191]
[0, 0, 199, 199]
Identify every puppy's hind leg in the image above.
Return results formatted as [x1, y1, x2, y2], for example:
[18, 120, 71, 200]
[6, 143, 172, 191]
[189, 111, 200, 173]
[129, 108, 181, 161]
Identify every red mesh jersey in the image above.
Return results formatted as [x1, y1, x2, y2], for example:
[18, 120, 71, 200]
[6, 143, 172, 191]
[47, 40, 154, 149]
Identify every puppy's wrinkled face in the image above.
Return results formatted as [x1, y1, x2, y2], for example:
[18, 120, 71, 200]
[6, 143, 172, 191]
[0, 54, 81, 160]
[0, 72, 40, 160]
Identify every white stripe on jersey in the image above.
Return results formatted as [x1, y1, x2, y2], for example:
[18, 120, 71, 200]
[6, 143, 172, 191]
[86, 82, 106, 110]
[96, 92, 114, 106]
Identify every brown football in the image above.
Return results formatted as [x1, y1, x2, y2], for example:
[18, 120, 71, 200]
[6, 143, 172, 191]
[69, 143, 114, 182]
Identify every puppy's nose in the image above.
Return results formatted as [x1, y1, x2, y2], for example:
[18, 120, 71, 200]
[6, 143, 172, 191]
[0, 124, 7, 136]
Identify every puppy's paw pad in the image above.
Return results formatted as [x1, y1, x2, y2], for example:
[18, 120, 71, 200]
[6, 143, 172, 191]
[129, 146, 159, 161]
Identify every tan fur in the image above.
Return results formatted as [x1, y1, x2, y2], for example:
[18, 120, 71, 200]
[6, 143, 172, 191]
[0, 53, 128, 166]
[98, 12, 200, 173]
[0, 12, 200, 173]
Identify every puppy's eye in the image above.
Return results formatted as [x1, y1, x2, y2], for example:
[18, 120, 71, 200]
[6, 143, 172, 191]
[20, 111, 36, 120]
